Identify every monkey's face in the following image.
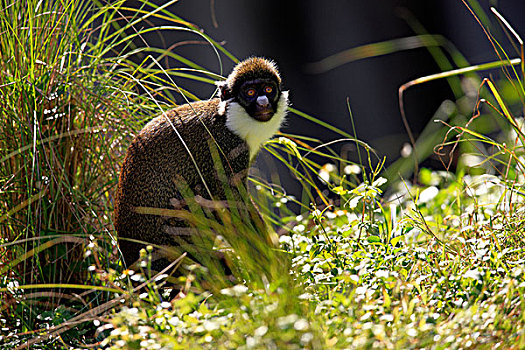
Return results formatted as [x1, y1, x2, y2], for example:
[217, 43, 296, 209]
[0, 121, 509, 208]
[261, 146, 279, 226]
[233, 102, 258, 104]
[237, 79, 280, 122]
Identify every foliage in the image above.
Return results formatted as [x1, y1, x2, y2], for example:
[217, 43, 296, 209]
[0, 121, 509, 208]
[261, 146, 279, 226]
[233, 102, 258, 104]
[281, 169, 525, 349]
[100, 168, 525, 349]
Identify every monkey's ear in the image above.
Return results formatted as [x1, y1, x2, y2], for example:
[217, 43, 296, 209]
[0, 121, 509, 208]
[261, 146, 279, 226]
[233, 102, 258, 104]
[216, 81, 232, 101]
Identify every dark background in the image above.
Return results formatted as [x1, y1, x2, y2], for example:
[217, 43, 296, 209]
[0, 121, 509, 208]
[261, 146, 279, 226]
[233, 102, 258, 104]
[126, 0, 525, 190]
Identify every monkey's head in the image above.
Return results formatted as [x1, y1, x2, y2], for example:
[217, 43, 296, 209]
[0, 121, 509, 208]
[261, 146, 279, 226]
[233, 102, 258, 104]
[218, 57, 283, 122]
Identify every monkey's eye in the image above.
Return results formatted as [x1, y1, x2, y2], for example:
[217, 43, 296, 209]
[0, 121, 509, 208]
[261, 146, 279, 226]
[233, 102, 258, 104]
[264, 86, 273, 94]
[246, 88, 256, 97]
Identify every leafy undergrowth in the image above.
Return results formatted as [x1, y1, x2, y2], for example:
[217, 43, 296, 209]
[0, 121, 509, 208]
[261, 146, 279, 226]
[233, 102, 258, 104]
[97, 169, 525, 349]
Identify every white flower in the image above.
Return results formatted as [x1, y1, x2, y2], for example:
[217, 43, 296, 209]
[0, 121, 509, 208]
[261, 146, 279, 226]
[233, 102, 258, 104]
[418, 186, 439, 203]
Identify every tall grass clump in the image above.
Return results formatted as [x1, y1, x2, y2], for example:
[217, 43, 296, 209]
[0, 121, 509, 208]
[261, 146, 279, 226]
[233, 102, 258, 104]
[0, 0, 139, 344]
[2, 0, 120, 283]
[0, 0, 233, 347]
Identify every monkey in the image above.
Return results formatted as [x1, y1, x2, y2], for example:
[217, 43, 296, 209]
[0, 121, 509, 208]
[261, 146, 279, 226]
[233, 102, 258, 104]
[114, 57, 289, 271]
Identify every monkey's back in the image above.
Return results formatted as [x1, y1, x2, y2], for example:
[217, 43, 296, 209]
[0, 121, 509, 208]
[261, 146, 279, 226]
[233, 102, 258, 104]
[114, 98, 250, 267]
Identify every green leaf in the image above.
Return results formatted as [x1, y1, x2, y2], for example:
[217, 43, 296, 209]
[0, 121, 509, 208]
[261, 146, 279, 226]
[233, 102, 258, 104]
[367, 236, 381, 243]
[419, 168, 433, 185]
[332, 186, 348, 195]
[390, 234, 405, 247]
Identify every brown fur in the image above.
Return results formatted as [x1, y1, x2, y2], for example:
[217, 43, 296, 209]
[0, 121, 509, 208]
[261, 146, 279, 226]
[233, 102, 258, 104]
[224, 57, 281, 96]
[114, 99, 252, 268]
[114, 57, 284, 270]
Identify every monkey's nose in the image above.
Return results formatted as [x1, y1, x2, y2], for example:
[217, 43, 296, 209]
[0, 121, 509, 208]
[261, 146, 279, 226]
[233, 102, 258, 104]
[257, 95, 269, 107]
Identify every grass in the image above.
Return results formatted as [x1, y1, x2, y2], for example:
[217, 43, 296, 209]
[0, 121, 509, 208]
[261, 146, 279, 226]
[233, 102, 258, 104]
[1, 0, 525, 349]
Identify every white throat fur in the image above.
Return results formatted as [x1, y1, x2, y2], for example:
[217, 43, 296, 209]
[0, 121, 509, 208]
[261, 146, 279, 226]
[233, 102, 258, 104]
[224, 91, 289, 159]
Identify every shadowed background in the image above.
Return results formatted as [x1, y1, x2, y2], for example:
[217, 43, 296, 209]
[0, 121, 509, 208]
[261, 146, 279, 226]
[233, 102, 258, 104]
[124, 0, 525, 198]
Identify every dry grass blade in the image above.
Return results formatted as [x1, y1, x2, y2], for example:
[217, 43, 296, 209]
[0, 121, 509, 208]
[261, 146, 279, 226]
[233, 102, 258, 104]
[397, 57, 522, 178]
